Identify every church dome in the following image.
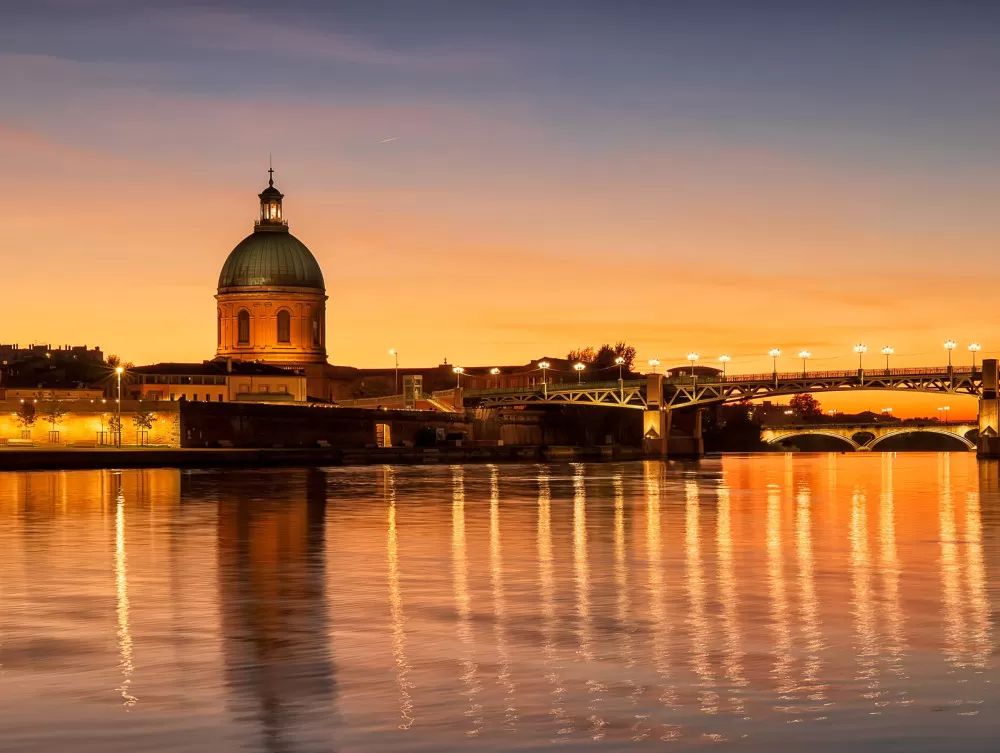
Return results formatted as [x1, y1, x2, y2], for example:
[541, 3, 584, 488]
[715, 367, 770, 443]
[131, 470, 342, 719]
[217, 169, 326, 291]
[218, 231, 325, 291]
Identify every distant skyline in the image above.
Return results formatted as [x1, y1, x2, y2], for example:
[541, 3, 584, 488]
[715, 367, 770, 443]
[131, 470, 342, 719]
[4, 1, 1000, 417]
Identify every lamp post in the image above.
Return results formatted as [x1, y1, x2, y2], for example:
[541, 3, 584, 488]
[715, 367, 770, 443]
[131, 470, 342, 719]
[969, 343, 981, 372]
[614, 356, 625, 381]
[539, 361, 551, 398]
[490, 367, 501, 389]
[452, 366, 464, 388]
[389, 349, 399, 393]
[798, 350, 811, 377]
[944, 340, 956, 369]
[768, 348, 780, 375]
[647, 358, 660, 374]
[881, 345, 894, 373]
[854, 343, 867, 371]
[574, 362, 586, 383]
[718, 354, 730, 379]
[686, 352, 699, 378]
[115, 365, 124, 448]
[938, 405, 950, 425]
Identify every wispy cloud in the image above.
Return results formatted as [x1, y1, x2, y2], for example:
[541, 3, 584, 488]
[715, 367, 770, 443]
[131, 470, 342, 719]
[153, 7, 497, 72]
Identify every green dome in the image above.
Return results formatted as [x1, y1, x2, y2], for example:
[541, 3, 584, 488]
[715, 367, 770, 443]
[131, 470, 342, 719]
[218, 229, 325, 291]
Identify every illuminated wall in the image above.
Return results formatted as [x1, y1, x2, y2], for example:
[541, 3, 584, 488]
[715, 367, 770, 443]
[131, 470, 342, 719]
[0, 400, 181, 446]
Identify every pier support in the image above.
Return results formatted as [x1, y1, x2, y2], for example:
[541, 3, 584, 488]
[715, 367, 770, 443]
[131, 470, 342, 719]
[978, 359, 1000, 457]
[642, 374, 668, 457]
[640, 374, 703, 457]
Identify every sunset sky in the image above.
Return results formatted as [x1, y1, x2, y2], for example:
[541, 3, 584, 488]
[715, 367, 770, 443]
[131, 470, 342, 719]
[4, 1, 1000, 417]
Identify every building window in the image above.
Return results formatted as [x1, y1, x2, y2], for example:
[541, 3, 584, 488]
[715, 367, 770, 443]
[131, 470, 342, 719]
[238, 310, 250, 344]
[278, 385, 287, 393]
[170, 393, 175, 401]
[312, 317, 320, 346]
[277, 310, 291, 343]
[193, 393, 198, 401]
[218, 394, 224, 402]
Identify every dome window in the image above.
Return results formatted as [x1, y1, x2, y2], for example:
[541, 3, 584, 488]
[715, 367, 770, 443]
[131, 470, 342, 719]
[277, 310, 291, 343]
[238, 310, 251, 344]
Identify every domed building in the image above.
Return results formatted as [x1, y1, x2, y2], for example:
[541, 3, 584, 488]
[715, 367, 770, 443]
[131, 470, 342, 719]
[216, 170, 328, 367]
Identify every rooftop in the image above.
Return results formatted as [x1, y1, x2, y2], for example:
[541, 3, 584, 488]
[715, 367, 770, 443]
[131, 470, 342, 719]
[131, 361, 302, 377]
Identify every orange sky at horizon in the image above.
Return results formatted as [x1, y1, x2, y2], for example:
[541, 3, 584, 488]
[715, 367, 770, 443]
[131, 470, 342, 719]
[3, 120, 985, 419]
[4, 5, 999, 420]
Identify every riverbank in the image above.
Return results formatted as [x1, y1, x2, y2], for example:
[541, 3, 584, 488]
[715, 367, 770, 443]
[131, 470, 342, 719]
[0, 444, 650, 471]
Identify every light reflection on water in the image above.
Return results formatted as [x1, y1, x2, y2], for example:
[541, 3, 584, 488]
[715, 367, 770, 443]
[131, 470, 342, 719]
[0, 454, 997, 752]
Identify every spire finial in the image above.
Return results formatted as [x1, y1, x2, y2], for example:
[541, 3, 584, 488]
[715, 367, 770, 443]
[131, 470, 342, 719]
[268, 154, 274, 187]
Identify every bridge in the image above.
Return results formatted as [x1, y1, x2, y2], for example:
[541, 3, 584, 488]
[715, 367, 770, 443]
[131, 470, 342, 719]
[761, 422, 977, 451]
[466, 366, 981, 411]
[463, 360, 1000, 458]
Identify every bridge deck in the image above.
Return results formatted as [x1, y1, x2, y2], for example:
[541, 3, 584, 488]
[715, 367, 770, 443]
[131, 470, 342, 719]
[465, 368, 981, 410]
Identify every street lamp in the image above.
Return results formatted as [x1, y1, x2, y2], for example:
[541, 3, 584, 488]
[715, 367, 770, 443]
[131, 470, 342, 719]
[452, 366, 464, 388]
[490, 367, 501, 389]
[881, 407, 893, 417]
[538, 361, 551, 384]
[938, 405, 950, 424]
[798, 350, 811, 376]
[768, 348, 780, 374]
[115, 365, 124, 448]
[614, 356, 626, 381]
[647, 358, 660, 374]
[944, 340, 956, 368]
[969, 343, 981, 372]
[686, 352, 699, 378]
[854, 343, 867, 370]
[389, 348, 399, 393]
[718, 354, 730, 378]
[881, 345, 894, 373]
[574, 362, 586, 383]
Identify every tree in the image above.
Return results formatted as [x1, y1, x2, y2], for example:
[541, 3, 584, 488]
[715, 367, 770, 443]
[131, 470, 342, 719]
[789, 393, 823, 420]
[567, 346, 597, 363]
[592, 341, 638, 371]
[40, 401, 67, 434]
[105, 354, 135, 370]
[13, 402, 37, 432]
[132, 409, 155, 443]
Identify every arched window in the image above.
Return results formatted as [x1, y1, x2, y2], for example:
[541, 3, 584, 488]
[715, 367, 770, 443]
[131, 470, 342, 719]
[312, 317, 320, 347]
[237, 310, 250, 345]
[277, 310, 291, 343]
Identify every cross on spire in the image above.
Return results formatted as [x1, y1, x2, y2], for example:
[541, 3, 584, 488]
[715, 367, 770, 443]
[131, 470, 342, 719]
[268, 155, 274, 187]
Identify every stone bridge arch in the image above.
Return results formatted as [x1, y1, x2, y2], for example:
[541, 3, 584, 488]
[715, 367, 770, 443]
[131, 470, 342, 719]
[761, 424, 976, 451]
[762, 429, 861, 450]
[867, 427, 975, 450]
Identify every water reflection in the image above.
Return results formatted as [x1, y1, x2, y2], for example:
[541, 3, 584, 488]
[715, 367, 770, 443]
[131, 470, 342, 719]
[385, 467, 414, 729]
[216, 469, 336, 752]
[451, 465, 483, 736]
[113, 476, 136, 708]
[715, 478, 746, 712]
[0, 455, 997, 753]
[488, 465, 516, 728]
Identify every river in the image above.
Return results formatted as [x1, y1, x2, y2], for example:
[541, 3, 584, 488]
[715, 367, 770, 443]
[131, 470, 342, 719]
[0, 454, 996, 751]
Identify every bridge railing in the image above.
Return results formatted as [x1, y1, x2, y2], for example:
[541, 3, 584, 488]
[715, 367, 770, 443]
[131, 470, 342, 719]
[668, 366, 974, 384]
[466, 380, 645, 396]
[766, 421, 974, 430]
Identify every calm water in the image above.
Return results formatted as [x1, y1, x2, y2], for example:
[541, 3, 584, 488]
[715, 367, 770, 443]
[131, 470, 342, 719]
[0, 455, 997, 752]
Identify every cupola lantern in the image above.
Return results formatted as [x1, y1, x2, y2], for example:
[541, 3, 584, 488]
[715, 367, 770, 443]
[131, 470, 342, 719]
[256, 165, 286, 229]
